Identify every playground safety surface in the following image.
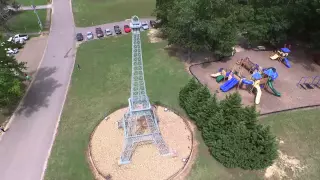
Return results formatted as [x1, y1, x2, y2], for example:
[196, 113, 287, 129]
[190, 48, 320, 114]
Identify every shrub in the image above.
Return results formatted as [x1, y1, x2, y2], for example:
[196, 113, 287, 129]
[179, 79, 278, 170]
[178, 78, 201, 109]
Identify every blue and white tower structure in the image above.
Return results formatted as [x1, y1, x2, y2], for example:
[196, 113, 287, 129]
[118, 16, 170, 165]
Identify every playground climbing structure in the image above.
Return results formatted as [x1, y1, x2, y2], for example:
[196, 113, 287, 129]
[118, 16, 170, 165]
[270, 44, 292, 68]
[210, 58, 281, 105]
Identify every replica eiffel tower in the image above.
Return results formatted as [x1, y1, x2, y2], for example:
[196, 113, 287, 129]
[118, 16, 170, 165]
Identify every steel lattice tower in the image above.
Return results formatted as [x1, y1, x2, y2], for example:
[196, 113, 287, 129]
[118, 16, 170, 164]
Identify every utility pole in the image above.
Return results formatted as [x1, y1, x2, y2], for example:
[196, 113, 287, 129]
[31, 1, 43, 31]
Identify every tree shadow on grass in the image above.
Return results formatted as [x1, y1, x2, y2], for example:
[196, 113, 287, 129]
[16, 67, 62, 117]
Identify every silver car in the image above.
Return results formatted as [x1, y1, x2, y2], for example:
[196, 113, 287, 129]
[86, 32, 94, 40]
[105, 29, 112, 36]
[141, 22, 149, 30]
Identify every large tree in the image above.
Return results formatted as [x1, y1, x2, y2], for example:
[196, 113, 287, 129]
[0, 39, 26, 107]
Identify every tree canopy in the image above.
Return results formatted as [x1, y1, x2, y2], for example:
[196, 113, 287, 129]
[155, 0, 320, 55]
[0, 36, 26, 107]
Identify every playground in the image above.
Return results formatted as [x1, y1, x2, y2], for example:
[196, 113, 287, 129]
[190, 48, 320, 114]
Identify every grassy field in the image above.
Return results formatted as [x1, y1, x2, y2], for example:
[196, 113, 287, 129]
[44, 33, 190, 180]
[16, 0, 49, 5]
[188, 108, 320, 180]
[72, 0, 156, 27]
[5, 10, 47, 33]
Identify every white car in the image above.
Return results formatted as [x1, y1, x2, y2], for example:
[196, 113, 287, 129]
[6, 48, 19, 55]
[141, 22, 149, 30]
[105, 29, 112, 36]
[8, 34, 28, 44]
[86, 32, 94, 40]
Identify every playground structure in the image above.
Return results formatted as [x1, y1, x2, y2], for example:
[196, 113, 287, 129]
[270, 44, 291, 68]
[297, 76, 320, 90]
[210, 58, 281, 105]
[236, 57, 260, 74]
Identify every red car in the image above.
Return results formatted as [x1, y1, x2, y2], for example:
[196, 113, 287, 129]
[124, 25, 131, 33]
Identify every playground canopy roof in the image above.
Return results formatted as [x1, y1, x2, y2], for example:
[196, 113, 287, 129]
[281, 48, 291, 53]
[263, 68, 278, 81]
[252, 72, 262, 80]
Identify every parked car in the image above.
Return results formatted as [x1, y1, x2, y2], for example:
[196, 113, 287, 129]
[86, 32, 94, 40]
[8, 34, 29, 44]
[150, 20, 160, 28]
[124, 25, 131, 33]
[95, 27, 104, 38]
[76, 33, 84, 41]
[6, 48, 19, 55]
[105, 29, 112, 36]
[141, 22, 149, 30]
[114, 25, 122, 35]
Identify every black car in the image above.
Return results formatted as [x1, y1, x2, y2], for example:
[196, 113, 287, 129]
[76, 33, 84, 41]
[114, 25, 122, 35]
[150, 20, 160, 28]
[95, 27, 104, 38]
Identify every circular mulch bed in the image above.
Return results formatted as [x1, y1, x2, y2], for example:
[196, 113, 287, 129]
[89, 106, 194, 180]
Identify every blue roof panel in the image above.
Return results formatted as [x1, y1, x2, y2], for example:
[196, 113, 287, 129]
[281, 48, 291, 53]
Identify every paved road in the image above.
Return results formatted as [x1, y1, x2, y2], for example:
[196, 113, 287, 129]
[0, 0, 75, 179]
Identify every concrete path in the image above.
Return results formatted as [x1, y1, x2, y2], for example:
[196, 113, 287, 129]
[0, 0, 75, 179]
[7, 4, 52, 11]
[19, 4, 52, 11]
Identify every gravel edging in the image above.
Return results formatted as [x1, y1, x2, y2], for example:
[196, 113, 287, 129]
[87, 105, 196, 180]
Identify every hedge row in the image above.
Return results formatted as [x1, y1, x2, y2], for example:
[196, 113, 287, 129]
[179, 78, 278, 170]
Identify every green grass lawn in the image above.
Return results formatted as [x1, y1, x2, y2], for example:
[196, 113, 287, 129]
[16, 0, 49, 5]
[42, 25, 320, 179]
[5, 10, 47, 33]
[44, 33, 190, 180]
[72, 0, 156, 27]
[189, 108, 320, 180]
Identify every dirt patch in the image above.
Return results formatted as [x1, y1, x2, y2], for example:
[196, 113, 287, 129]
[264, 150, 306, 179]
[147, 29, 163, 43]
[89, 106, 195, 180]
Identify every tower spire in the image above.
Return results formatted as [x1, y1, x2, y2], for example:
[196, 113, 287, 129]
[118, 16, 170, 165]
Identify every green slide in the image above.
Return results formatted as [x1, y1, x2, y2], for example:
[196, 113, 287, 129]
[216, 75, 224, 83]
[267, 79, 281, 97]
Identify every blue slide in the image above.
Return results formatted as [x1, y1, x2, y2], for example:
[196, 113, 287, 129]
[220, 77, 239, 92]
[283, 58, 291, 68]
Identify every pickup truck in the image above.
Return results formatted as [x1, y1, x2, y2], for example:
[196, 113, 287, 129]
[8, 34, 29, 44]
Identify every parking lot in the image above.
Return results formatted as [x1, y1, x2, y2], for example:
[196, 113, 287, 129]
[75, 18, 154, 41]
[15, 35, 48, 77]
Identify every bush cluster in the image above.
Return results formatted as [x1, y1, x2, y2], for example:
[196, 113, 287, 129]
[179, 78, 278, 170]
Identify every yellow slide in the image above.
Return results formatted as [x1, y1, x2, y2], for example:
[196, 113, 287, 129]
[270, 54, 279, 60]
[210, 72, 222, 78]
[254, 83, 262, 105]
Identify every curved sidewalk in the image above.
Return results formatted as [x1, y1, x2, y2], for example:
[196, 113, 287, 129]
[0, 0, 76, 179]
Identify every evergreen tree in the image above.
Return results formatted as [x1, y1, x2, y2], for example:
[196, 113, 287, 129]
[183, 85, 211, 121]
[194, 94, 218, 129]
[179, 85, 278, 170]
[178, 78, 201, 109]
